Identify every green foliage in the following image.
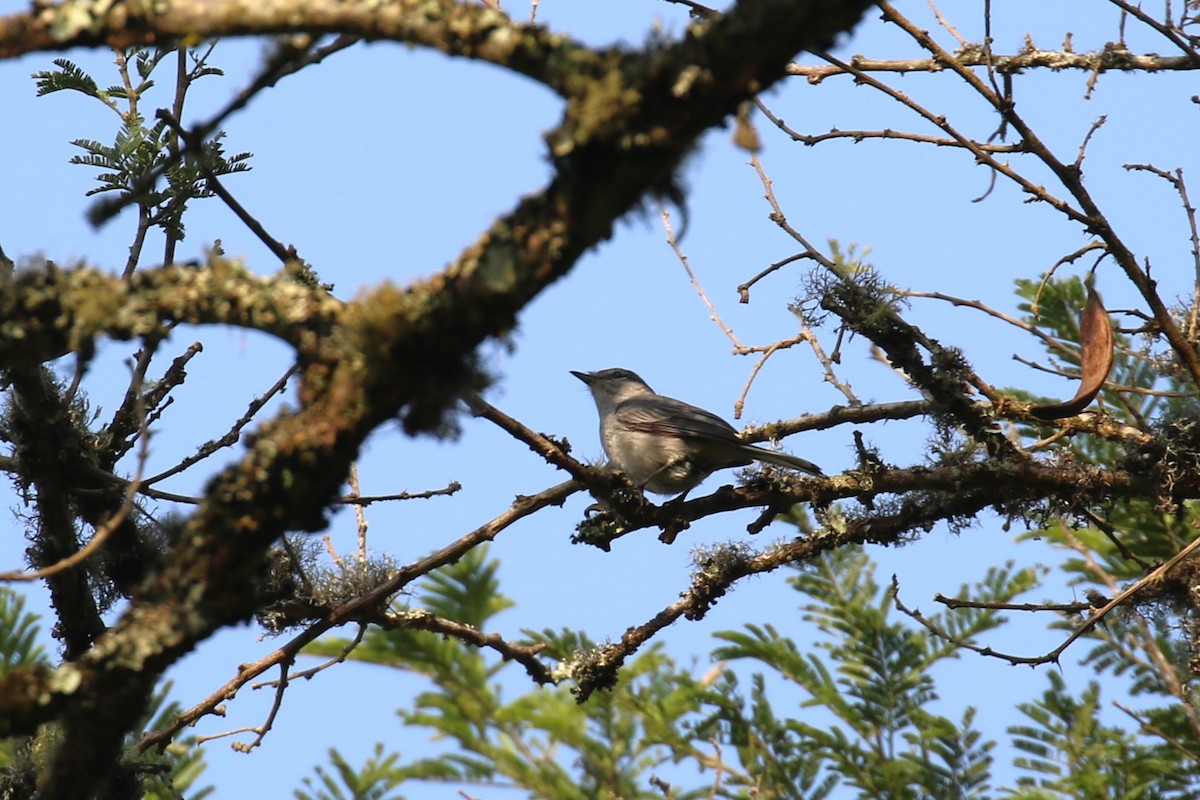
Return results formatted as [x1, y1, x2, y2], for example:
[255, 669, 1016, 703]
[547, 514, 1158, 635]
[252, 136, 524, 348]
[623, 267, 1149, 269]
[699, 546, 1019, 800]
[307, 546, 708, 799]
[33, 57, 105, 100]
[1007, 672, 1197, 799]
[292, 526, 1200, 799]
[0, 587, 48, 777]
[294, 744, 405, 800]
[299, 544, 1154, 800]
[1001, 274, 1200, 798]
[0, 586, 46, 678]
[693, 670, 838, 800]
[136, 682, 214, 800]
[33, 49, 250, 246]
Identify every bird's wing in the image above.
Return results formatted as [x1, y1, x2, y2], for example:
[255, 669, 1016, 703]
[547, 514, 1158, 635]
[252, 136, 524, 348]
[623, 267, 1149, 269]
[614, 396, 741, 442]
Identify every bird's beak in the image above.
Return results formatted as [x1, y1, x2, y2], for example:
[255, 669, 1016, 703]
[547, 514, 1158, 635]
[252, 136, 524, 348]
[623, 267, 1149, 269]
[570, 370, 595, 385]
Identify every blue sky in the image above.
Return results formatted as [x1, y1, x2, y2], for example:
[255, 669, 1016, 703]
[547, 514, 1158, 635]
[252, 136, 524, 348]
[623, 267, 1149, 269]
[1, 0, 1196, 796]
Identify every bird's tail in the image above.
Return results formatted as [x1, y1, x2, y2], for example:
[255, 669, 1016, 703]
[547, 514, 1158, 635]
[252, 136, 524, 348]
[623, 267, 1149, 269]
[745, 446, 824, 477]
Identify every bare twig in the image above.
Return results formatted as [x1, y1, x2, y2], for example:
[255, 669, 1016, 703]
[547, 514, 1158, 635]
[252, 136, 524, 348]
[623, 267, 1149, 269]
[661, 207, 743, 350]
[348, 462, 368, 558]
[198, 660, 292, 752]
[143, 364, 299, 487]
[754, 97, 1027, 153]
[785, 50, 1200, 83]
[158, 109, 295, 265]
[1104, 0, 1200, 62]
[933, 595, 1093, 614]
[1080, 508, 1151, 569]
[1074, 116, 1108, 171]
[462, 391, 593, 485]
[1114, 701, 1200, 764]
[902, 530, 1200, 668]
[873, 1, 1200, 387]
[732, 334, 806, 419]
[376, 607, 550, 677]
[336, 483, 461, 506]
[742, 399, 929, 439]
[1124, 164, 1200, 341]
[255, 623, 367, 686]
[800, 323, 860, 405]
[904, 290, 1067, 354]
[140, 479, 571, 752]
[926, 0, 967, 47]
[737, 251, 811, 303]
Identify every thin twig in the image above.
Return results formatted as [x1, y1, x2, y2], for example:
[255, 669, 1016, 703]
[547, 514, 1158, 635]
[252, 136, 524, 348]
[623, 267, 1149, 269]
[1124, 164, 1200, 341]
[1114, 701, 1200, 764]
[1104, 0, 1200, 62]
[926, 0, 967, 46]
[661, 207, 743, 350]
[873, 1, 1200, 387]
[255, 623, 367, 686]
[143, 364, 299, 486]
[736, 251, 811, 303]
[348, 462, 367, 558]
[462, 391, 594, 484]
[903, 531, 1200, 667]
[197, 660, 292, 752]
[1080, 508, 1150, 569]
[904, 290, 1067, 354]
[140, 479, 572, 752]
[336, 483, 462, 506]
[732, 334, 806, 419]
[933, 595, 1094, 614]
[376, 607, 550, 677]
[784, 51, 1200, 83]
[754, 97, 1027, 153]
[802, 323, 860, 405]
[158, 109, 295, 264]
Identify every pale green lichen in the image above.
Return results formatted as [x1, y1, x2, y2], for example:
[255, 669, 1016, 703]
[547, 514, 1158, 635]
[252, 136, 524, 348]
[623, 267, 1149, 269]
[40, 0, 117, 41]
[476, 241, 520, 295]
[672, 64, 702, 97]
[44, 664, 82, 700]
[568, 70, 641, 148]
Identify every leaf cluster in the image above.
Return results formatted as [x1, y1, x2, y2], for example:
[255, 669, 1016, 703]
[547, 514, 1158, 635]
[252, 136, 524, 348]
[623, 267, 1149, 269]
[291, 541, 1200, 800]
[34, 51, 250, 245]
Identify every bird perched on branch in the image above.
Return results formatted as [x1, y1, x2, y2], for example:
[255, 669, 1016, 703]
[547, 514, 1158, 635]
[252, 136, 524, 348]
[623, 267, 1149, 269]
[572, 368, 822, 496]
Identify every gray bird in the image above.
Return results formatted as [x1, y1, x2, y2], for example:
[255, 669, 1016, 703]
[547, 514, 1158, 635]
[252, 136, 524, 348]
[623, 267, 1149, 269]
[572, 368, 823, 496]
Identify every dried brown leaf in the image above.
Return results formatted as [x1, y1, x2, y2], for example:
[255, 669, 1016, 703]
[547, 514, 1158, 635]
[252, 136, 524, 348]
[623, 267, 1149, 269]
[1030, 286, 1114, 420]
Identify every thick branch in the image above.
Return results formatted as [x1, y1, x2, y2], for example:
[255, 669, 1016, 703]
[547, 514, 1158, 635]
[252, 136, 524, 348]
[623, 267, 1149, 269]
[576, 458, 1146, 550]
[1, 0, 576, 86]
[0, 258, 343, 364]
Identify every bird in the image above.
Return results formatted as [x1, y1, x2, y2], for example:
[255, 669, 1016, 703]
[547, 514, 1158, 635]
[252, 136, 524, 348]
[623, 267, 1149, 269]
[572, 368, 823, 496]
